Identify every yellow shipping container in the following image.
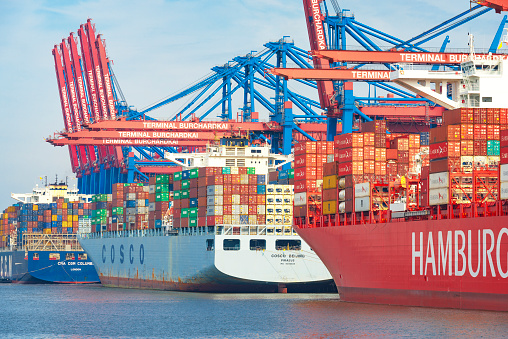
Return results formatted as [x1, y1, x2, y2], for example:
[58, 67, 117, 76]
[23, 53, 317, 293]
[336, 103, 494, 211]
[67, 216, 73, 222]
[33, 204, 38, 211]
[323, 175, 337, 190]
[62, 221, 68, 228]
[62, 203, 67, 209]
[43, 228, 51, 234]
[52, 215, 58, 221]
[73, 215, 78, 222]
[323, 201, 337, 215]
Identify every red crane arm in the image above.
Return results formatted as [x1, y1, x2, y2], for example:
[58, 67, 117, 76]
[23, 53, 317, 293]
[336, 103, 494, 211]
[474, 0, 508, 12]
[49, 138, 210, 147]
[302, 0, 334, 109]
[270, 68, 391, 81]
[314, 50, 508, 64]
[52, 46, 79, 172]
[95, 35, 117, 120]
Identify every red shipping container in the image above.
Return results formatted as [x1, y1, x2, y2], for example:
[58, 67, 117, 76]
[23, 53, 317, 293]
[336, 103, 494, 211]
[198, 217, 206, 227]
[248, 205, 257, 214]
[461, 124, 474, 140]
[223, 205, 232, 215]
[501, 129, 508, 147]
[474, 124, 487, 140]
[249, 185, 257, 194]
[206, 175, 223, 185]
[409, 134, 421, 149]
[232, 185, 241, 195]
[294, 167, 317, 180]
[375, 161, 387, 176]
[231, 174, 241, 185]
[240, 185, 249, 195]
[334, 133, 363, 149]
[363, 132, 375, 146]
[363, 146, 375, 160]
[501, 146, 508, 164]
[198, 197, 207, 206]
[326, 141, 334, 154]
[257, 215, 265, 224]
[294, 180, 317, 193]
[257, 195, 266, 205]
[189, 188, 198, 199]
[362, 120, 386, 134]
[294, 141, 317, 155]
[461, 140, 474, 156]
[223, 174, 232, 184]
[238, 167, 247, 175]
[397, 150, 409, 163]
[322, 188, 336, 201]
[501, 108, 508, 125]
[364, 160, 375, 174]
[386, 149, 398, 160]
[240, 194, 249, 204]
[443, 108, 473, 126]
[248, 195, 257, 204]
[338, 161, 363, 176]
[487, 125, 500, 140]
[473, 140, 487, 156]
[337, 147, 363, 163]
[181, 218, 189, 228]
[375, 134, 386, 148]
[323, 162, 337, 176]
[397, 163, 409, 176]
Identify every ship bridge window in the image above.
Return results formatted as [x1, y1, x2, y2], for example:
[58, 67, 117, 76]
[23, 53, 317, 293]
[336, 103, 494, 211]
[66, 253, 75, 260]
[223, 239, 240, 251]
[78, 253, 87, 260]
[250, 239, 266, 251]
[49, 253, 60, 261]
[251, 149, 262, 154]
[206, 239, 214, 251]
[276, 240, 301, 251]
[33, 253, 39, 260]
[482, 97, 492, 102]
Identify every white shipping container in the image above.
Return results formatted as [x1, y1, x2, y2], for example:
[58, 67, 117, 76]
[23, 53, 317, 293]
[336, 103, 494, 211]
[257, 204, 266, 215]
[501, 182, 508, 200]
[232, 205, 241, 215]
[429, 172, 449, 189]
[137, 199, 146, 207]
[266, 205, 275, 214]
[266, 196, 275, 204]
[266, 185, 276, 194]
[501, 164, 508, 182]
[327, 154, 334, 163]
[232, 195, 240, 205]
[354, 183, 370, 198]
[149, 202, 155, 212]
[274, 206, 283, 215]
[283, 195, 293, 204]
[240, 174, 249, 184]
[355, 197, 370, 212]
[429, 188, 450, 206]
[390, 203, 406, 212]
[232, 215, 241, 224]
[249, 215, 257, 225]
[283, 185, 293, 194]
[294, 192, 307, 206]
[266, 216, 274, 225]
[142, 186, 149, 193]
[126, 193, 136, 200]
[283, 205, 293, 215]
[274, 195, 283, 204]
[240, 205, 249, 215]
[149, 185, 155, 194]
[283, 215, 292, 225]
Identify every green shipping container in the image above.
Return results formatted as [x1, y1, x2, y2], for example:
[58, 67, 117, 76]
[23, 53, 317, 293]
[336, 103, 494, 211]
[174, 172, 182, 181]
[174, 191, 181, 200]
[247, 167, 256, 174]
[155, 184, 169, 193]
[181, 190, 189, 199]
[156, 174, 169, 184]
[487, 140, 500, 156]
[288, 169, 294, 179]
[181, 180, 190, 190]
[190, 168, 199, 179]
[222, 167, 231, 174]
[189, 207, 198, 218]
[181, 208, 189, 218]
[189, 217, 198, 227]
[155, 193, 170, 202]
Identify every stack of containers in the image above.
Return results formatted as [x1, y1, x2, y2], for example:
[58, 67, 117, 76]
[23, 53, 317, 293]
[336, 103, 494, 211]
[322, 162, 337, 215]
[500, 129, 508, 199]
[429, 108, 501, 205]
[266, 183, 293, 225]
[0, 199, 92, 248]
[173, 167, 278, 228]
[294, 141, 333, 218]
[112, 183, 125, 229]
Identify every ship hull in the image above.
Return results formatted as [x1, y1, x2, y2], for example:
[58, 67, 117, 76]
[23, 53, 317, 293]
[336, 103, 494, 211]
[0, 250, 100, 284]
[296, 216, 508, 311]
[79, 230, 335, 293]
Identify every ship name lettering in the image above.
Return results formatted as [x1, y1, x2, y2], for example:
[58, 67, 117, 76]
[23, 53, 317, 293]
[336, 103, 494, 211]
[271, 253, 286, 258]
[412, 229, 508, 278]
[58, 261, 66, 266]
[67, 261, 76, 266]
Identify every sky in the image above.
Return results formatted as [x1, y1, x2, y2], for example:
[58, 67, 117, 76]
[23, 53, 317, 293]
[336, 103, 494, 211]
[0, 0, 505, 209]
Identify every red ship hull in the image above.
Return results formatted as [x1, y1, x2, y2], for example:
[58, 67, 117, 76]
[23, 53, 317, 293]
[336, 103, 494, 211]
[296, 216, 508, 311]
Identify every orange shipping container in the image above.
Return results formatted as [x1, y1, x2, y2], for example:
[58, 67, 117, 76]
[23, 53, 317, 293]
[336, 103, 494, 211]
[461, 124, 474, 140]
[363, 146, 375, 160]
[474, 124, 487, 140]
[363, 132, 375, 146]
[364, 160, 375, 174]
[375, 148, 386, 162]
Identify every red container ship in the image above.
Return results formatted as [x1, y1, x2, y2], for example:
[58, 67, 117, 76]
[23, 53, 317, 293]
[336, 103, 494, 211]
[293, 55, 508, 311]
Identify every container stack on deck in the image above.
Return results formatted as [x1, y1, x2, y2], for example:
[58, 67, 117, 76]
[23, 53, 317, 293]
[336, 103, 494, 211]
[0, 200, 92, 248]
[293, 141, 333, 219]
[172, 167, 294, 228]
[427, 108, 503, 205]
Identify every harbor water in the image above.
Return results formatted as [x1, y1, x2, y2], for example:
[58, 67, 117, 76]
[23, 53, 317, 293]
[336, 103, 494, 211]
[1, 284, 508, 338]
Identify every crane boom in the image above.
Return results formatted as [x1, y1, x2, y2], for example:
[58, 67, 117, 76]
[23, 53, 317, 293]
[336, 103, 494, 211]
[52, 46, 79, 172]
[302, 0, 335, 110]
